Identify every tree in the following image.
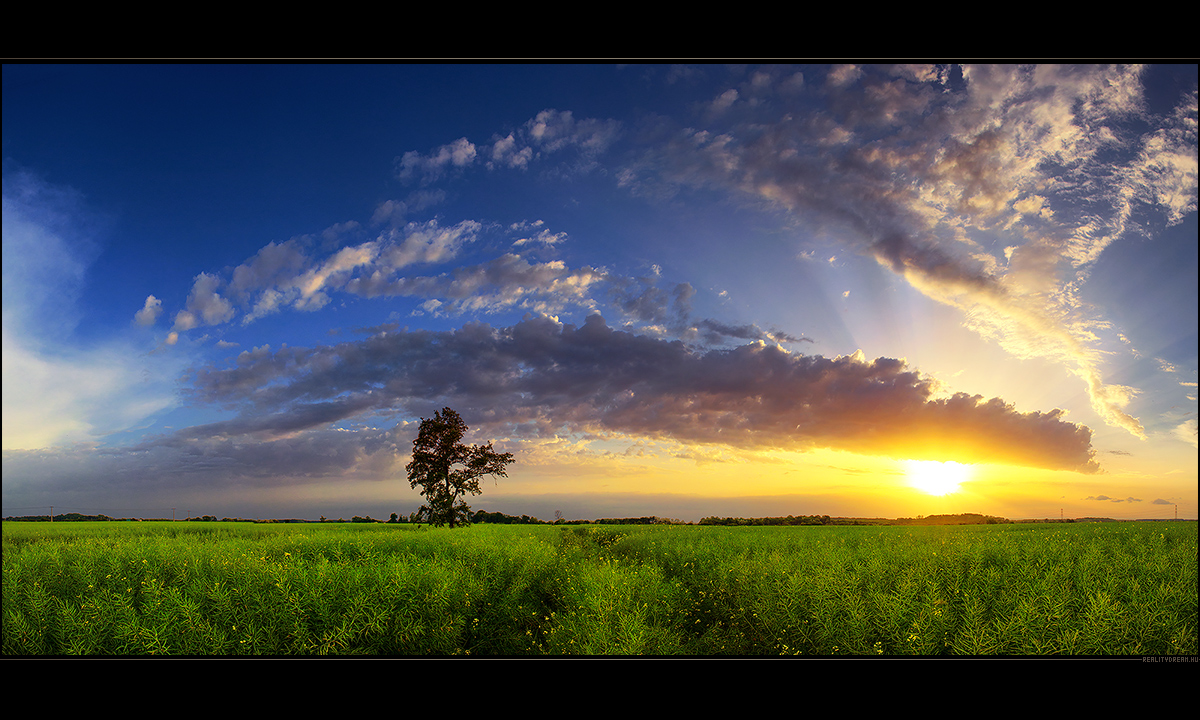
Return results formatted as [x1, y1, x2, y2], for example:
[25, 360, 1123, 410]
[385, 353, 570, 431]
[405, 408, 515, 528]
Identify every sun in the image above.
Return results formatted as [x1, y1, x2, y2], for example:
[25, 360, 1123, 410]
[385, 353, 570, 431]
[904, 460, 971, 496]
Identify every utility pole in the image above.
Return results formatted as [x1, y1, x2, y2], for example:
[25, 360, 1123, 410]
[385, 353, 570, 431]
[50, 505, 53, 523]
[172, 507, 176, 521]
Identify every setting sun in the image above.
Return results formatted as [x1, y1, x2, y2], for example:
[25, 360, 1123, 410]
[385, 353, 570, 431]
[904, 460, 972, 496]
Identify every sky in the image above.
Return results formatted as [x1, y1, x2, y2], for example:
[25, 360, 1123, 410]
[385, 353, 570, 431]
[3, 63, 1196, 522]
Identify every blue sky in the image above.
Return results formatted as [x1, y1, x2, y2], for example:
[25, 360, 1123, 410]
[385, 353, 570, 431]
[3, 64, 1196, 521]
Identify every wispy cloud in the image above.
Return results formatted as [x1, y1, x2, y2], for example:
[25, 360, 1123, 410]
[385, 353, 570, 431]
[617, 64, 1197, 439]
[147, 219, 484, 334]
[1174, 418, 1198, 448]
[397, 108, 622, 180]
[396, 137, 478, 183]
[3, 171, 178, 450]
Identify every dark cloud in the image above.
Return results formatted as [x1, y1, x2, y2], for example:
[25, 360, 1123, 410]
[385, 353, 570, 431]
[609, 282, 676, 325]
[696, 319, 765, 342]
[694, 319, 812, 346]
[1086, 495, 1143, 503]
[184, 314, 1100, 473]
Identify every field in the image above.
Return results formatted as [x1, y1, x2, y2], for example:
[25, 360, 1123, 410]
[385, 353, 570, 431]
[3, 520, 1196, 656]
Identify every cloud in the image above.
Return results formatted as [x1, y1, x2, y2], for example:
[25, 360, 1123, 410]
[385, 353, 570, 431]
[172, 272, 235, 332]
[148, 219, 483, 336]
[346, 252, 605, 317]
[134, 295, 163, 327]
[607, 277, 691, 327]
[143, 210, 807, 350]
[1, 171, 94, 338]
[709, 89, 739, 115]
[396, 109, 622, 183]
[692, 319, 811, 347]
[826, 64, 863, 89]
[1174, 418, 1197, 448]
[379, 219, 478, 269]
[182, 314, 1101, 473]
[484, 110, 622, 173]
[2, 422, 408, 498]
[3, 171, 178, 450]
[396, 137, 477, 183]
[511, 223, 568, 248]
[605, 277, 810, 348]
[490, 133, 534, 169]
[522, 109, 621, 157]
[1086, 495, 1142, 503]
[618, 64, 1197, 440]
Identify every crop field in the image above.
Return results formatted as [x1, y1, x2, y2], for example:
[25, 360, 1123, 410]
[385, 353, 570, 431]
[3, 520, 1196, 656]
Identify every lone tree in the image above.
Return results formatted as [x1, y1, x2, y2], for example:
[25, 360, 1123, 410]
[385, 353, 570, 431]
[406, 408, 515, 528]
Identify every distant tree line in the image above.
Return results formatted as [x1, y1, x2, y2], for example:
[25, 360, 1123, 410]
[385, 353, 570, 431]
[0, 514, 298, 523]
[2, 513, 118, 522]
[379, 510, 690, 525]
[891, 513, 1010, 525]
[471, 510, 546, 524]
[593, 516, 684, 525]
[700, 515, 841, 526]
[4, 510, 1029, 526]
[696, 514, 1017, 526]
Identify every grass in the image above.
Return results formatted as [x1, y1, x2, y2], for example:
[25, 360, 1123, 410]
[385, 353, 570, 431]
[3, 520, 1195, 656]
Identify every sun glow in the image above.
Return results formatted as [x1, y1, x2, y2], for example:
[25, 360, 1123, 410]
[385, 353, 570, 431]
[904, 460, 972, 496]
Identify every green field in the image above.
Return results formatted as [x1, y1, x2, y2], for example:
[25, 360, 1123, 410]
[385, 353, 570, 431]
[3, 520, 1196, 656]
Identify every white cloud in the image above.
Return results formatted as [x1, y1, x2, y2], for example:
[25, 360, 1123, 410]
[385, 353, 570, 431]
[1174, 418, 1198, 448]
[380, 219, 479, 271]
[134, 295, 163, 326]
[512, 227, 568, 248]
[2, 172, 178, 450]
[396, 137, 478, 182]
[490, 133, 533, 169]
[154, 219, 483, 336]
[483, 110, 622, 173]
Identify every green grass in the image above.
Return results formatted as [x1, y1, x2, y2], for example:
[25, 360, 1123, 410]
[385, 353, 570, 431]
[3, 520, 1195, 656]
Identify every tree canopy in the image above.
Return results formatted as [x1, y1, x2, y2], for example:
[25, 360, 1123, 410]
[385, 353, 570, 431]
[405, 408, 515, 528]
